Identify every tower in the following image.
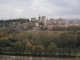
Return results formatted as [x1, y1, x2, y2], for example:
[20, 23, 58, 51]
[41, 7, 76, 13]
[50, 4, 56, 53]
[42, 16, 46, 26]
[39, 15, 42, 22]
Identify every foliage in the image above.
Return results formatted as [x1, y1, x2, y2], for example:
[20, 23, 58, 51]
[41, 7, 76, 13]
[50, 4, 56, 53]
[35, 45, 44, 54]
[26, 42, 32, 54]
[13, 41, 23, 53]
[0, 27, 80, 56]
[48, 43, 57, 55]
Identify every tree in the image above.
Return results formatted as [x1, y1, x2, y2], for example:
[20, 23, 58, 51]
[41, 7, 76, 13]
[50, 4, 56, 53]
[8, 27, 17, 34]
[7, 34, 14, 40]
[0, 47, 2, 53]
[67, 34, 77, 48]
[32, 45, 36, 54]
[0, 37, 10, 48]
[26, 42, 32, 54]
[0, 30, 8, 38]
[77, 32, 80, 47]
[27, 23, 35, 30]
[35, 45, 44, 54]
[21, 40, 27, 53]
[14, 42, 22, 53]
[60, 33, 77, 48]
[40, 36, 52, 48]
[15, 32, 28, 41]
[48, 43, 57, 55]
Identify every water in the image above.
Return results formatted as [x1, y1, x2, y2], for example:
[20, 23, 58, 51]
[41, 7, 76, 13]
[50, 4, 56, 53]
[0, 55, 80, 60]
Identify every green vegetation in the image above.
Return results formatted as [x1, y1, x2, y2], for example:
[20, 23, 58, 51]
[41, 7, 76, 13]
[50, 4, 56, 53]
[0, 27, 80, 57]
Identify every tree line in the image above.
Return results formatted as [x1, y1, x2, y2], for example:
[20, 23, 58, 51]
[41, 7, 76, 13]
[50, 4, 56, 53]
[0, 28, 80, 56]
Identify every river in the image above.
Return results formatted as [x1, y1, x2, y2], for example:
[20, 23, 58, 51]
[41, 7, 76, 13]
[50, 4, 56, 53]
[0, 55, 80, 60]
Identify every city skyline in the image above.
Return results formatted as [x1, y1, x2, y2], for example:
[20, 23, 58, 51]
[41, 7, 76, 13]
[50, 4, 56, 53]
[0, 0, 80, 19]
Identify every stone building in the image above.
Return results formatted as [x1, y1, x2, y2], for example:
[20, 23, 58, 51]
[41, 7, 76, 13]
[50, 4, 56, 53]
[31, 17, 36, 22]
[42, 16, 46, 26]
[39, 15, 42, 22]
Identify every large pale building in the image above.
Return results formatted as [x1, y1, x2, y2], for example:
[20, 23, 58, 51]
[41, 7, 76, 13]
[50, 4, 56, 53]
[34, 15, 80, 28]
[38, 15, 47, 26]
[56, 18, 66, 27]
[39, 15, 42, 22]
[42, 16, 46, 26]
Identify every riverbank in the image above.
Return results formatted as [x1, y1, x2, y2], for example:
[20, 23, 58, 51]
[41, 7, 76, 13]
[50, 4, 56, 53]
[0, 53, 80, 58]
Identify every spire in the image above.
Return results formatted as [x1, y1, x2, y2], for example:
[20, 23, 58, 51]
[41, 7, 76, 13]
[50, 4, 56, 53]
[39, 14, 41, 21]
[39, 14, 41, 17]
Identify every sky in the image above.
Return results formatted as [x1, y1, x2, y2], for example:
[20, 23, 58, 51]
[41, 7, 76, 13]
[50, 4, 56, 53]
[0, 0, 80, 19]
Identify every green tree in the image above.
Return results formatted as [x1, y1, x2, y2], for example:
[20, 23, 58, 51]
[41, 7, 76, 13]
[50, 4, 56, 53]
[8, 27, 17, 34]
[60, 33, 77, 48]
[15, 32, 28, 41]
[35, 45, 44, 54]
[48, 43, 57, 55]
[77, 32, 80, 47]
[0, 37, 10, 48]
[14, 42, 22, 53]
[7, 34, 14, 41]
[21, 40, 27, 53]
[59, 33, 69, 48]
[0, 30, 8, 38]
[0, 47, 2, 53]
[32, 45, 36, 54]
[26, 42, 32, 54]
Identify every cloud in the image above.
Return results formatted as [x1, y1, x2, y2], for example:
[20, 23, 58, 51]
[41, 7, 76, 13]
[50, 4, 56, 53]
[0, 0, 80, 19]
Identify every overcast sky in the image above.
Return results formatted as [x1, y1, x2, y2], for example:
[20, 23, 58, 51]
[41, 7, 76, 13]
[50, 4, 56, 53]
[0, 0, 80, 19]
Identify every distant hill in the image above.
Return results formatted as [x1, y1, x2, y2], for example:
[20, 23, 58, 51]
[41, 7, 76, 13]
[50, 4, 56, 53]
[66, 18, 80, 20]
